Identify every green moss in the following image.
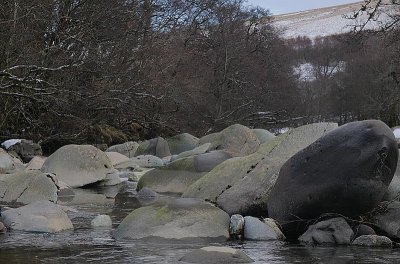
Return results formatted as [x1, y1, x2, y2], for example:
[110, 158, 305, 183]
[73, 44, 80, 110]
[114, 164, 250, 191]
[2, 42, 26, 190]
[155, 206, 170, 221]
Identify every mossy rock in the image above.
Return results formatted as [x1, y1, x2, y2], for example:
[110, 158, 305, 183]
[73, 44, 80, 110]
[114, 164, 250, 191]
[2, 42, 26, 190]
[135, 137, 171, 158]
[183, 123, 338, 216]
[0, 170, 58, 204]
[113, 198, 230, 240]
[197, 124, 260, 157]
[137, 151, 232, 194]
[167, 133, 199, 155]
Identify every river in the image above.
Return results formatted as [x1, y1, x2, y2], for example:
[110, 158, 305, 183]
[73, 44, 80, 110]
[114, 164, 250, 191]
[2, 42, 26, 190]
[1, 182, 399, 263]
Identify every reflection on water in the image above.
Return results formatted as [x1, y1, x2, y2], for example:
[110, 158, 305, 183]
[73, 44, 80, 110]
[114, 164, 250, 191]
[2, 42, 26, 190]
[1, 182, 399, 263]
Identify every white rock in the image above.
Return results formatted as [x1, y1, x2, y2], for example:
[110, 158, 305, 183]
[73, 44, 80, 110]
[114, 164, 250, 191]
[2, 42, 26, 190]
[91, 215, 112, 228]
[244, 216, 285, 241]
[1, 200, 73, 233]
[1, 139, 22, 149]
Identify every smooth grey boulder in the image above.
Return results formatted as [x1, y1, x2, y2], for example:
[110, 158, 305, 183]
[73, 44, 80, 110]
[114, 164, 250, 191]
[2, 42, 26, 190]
[0, 171, 58, 204]
[115, 155, 164, 169]
[98, 171, 124, 186]
[113, 198, 230, 240]
[135, 137, 171, 158]
[91, 215, 112, 228]
[198, 132, 219, 146]
[172, 143, 212, 161]
[105, 152, 129, 166]
[179, 246, 254, 263]
[137, 187, 160, 206]
[3, 139, 42, 162]
[106, 141, 139, 158]
[41, 145, 114, 188]
[243, 216, 285, 241]
[58, 188, 114, 206]
[229, 214, 245, 240]
[129, 168, 153, 182]
[299, 217, 354, 245]
[352, 235, 392, 247]
[1, 200, 73, 233]
[353, 224, 376, 238]
[268, 120, 398, 237]
[25, 156, 46, 170]
[197, 124, 260, 157]
[183, 123, 337, 216]
[252, 129, 276, 144]
[373, 201, 400, 239]
[0, 148, 22, 174]
[167, 133, 199, 155]
[137, 151, 232, 194]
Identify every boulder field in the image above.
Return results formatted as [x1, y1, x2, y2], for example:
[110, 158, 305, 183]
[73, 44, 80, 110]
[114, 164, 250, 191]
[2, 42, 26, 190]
[1, 120, 400, 250]
[183, 122, 338, 216]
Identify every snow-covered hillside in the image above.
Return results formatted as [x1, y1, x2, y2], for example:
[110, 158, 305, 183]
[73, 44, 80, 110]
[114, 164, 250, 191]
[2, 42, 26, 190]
[273, 1, 390, 39]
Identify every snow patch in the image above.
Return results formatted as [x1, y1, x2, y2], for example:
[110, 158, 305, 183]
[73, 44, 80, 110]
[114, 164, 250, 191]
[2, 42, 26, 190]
[393, 129, 400, 139]
[273, 2, 392, 39]
[278, 127, 290, 134]
[293, 63, 316, 82]
[1, 139, 22, 149]
[293, 61, 346, 82]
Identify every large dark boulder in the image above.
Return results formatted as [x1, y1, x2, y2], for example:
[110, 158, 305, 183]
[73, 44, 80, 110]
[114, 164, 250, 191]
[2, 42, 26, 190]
[268, 120, 398, 238]
[183, 122, 337, 216]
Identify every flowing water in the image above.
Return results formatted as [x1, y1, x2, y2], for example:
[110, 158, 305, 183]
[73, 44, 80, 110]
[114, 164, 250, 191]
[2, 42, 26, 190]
[1, 182, 399, 263]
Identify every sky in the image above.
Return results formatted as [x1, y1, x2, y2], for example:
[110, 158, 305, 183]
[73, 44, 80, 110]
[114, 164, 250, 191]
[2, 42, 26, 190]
[246, 0, 360, 15]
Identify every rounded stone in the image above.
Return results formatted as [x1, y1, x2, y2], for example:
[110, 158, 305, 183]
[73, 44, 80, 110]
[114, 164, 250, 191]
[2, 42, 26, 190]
[167, 133, 199, 155]
[352, 224, 376, 238]
[41, 145, 114, 188]
[1, 200, 73, 233]
[268, 120, 398, 237]
[0, 171, 58, 204]
[243, 216, 285, 241]
[299, 217, 354, 245]
[352, 235, 392, 247]
[113, 198, 230, 240]
[105, 152, 129, 166]
[91, 215, 112, 228]
[229, 214, 245, 239]
[135, 137, 171, 158]
[106, 141, 139, 158]
[252, 129, 276, 144]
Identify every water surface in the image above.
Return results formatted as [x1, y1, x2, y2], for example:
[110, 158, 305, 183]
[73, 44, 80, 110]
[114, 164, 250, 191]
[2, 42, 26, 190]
[1, 182, 399, 263]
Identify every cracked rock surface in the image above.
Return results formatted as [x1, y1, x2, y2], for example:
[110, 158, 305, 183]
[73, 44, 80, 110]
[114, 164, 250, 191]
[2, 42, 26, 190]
[0, 170, 58, 204]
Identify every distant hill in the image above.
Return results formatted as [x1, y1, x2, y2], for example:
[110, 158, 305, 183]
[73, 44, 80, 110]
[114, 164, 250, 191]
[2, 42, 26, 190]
[273, 1, 388, 39]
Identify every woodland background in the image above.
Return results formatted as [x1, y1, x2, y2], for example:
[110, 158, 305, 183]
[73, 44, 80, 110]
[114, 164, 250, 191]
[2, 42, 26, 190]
[0, 0, 399, 153]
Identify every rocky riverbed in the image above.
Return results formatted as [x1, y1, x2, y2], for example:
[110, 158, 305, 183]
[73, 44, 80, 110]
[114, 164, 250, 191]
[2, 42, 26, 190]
[1, 120, 400, 263]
